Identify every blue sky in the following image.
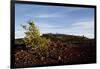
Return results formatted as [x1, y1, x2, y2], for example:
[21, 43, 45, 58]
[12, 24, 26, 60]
[15, 4, 94, 39]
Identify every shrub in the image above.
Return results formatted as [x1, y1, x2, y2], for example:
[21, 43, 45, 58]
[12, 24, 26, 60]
[22, 21, 49, 58]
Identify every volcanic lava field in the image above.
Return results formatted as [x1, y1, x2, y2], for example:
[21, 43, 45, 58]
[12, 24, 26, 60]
[13, 34, 96, 68]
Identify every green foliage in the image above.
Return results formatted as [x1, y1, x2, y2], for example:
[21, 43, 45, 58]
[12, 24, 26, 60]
[22, 21, 49, 58]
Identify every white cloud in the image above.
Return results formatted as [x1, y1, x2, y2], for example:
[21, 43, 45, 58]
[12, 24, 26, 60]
[36, 14, 61, 18]
[35, 22, 61, 28]
[68, 21, 94, 38]
[71, 21, 94, 30]
[15, 21, 94, 39]
[39, 21, 94, 38]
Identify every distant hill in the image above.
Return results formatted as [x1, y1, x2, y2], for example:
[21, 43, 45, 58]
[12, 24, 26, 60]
[15, 33, 94, 45]
[42, 33, 89, 39]
[15, 38, 24, 45]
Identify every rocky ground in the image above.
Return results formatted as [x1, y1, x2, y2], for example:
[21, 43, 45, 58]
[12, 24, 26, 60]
[13, 39, 96, 68]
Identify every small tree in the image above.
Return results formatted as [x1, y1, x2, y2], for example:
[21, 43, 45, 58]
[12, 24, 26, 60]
[22, 21, 49, 58]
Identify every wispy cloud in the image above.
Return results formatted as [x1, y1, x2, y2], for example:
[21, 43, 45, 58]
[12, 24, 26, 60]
[15, 4, 94, 39]
[25, 13, 65, 19]
[15, 21, 94, 39]
[71, 21, 94, 30]
[36, 14, 62, 18]
[38, 21, 94, 38]
[35, 22, 62, 29]
[66, 21, 94, 38]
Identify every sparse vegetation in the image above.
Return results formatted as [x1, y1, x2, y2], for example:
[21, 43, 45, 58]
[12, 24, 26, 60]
[22, 21, 50, 58]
